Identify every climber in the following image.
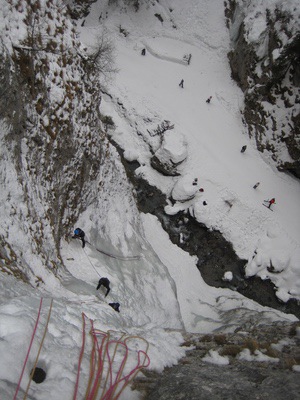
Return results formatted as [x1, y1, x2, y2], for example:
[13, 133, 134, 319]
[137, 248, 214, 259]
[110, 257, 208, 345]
[109, 302, 120, 312]
[241, 145, 247, 153]
[253, 182, 260, 189]
[72, 227, 85, 248]
[206, 96, 212, 103]
[96, 277, 111, 297]
[179, 79, 184, 88]
[141, 48, 146, 55]
[192, 178, 198, 186]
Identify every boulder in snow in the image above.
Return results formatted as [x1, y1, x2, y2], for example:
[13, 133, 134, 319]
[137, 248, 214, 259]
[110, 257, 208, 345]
[150, 130, 187, 176]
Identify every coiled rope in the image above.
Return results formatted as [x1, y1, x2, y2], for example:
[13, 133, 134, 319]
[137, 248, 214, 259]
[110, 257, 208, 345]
[13, 298, 43, 400]
[74, 314, 150, 400]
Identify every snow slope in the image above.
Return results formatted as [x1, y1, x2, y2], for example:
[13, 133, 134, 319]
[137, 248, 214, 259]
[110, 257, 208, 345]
[88, 0, 300, 303]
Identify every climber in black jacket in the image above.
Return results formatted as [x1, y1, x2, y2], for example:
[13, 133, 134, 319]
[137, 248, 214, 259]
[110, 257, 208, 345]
[96, 277, 111, 297]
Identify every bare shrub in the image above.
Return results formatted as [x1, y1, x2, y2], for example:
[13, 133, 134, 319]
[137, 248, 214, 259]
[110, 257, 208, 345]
[214, 334, 227, 345]
[243, 338, 259, 354]
[85, 30, 118, 81]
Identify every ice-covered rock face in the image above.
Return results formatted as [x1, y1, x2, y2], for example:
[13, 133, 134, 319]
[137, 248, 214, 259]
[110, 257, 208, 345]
[150, 130, 188, 176]
[225, 0, 300, 178]
[0, 0, 106, 280]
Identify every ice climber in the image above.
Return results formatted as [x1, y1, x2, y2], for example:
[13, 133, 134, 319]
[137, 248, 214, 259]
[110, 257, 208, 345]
[72, 227, 85, 248]
[96, 277, 111, 297]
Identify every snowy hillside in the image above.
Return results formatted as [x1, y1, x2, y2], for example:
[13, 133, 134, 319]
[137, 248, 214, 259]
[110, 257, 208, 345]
[0, 0, 299, 399]
[91, 0, 300, 303]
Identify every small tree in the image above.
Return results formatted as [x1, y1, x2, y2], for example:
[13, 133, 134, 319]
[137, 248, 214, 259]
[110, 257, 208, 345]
[85, 30, 118, 81]
[101, 114, 115, 132]
[148, 120, 174, 144]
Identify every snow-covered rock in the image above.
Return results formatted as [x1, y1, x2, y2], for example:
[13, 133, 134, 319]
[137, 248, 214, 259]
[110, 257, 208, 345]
[171, 174, 203, 202]
[151, 130, 188, 176]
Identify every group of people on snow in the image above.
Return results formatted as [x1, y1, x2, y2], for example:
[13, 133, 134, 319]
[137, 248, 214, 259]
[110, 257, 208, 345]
[140, 46, 277, 211]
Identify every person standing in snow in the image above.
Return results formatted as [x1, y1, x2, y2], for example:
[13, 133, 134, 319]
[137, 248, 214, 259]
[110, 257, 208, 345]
[206, 96, 212, 103]
[96, 277, 111, 297]
[192, 178, 198, 186]
[267, 198, 276, 209]
[72, 227, 85, 248]
[179, 79, 184, 88]
[241, 145, 247, 153]
[141, 48, 146, 56]
[253, 182, 260, 189]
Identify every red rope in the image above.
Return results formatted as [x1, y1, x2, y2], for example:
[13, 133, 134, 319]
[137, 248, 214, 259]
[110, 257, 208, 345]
[87, 328, 108, 400]
[73, 313, 87, 400]
[75, 318, 150, 400]
[106, 340, 128, 389]
[103, 349, 150, 400]
[13, 298, 43, 400]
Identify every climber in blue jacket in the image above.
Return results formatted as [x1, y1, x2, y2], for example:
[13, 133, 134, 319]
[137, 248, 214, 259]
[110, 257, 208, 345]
[72, 227, 85, 248]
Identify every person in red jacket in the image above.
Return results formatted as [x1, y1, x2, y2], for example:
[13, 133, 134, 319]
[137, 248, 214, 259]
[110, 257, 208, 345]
[267, 198, 276, 208]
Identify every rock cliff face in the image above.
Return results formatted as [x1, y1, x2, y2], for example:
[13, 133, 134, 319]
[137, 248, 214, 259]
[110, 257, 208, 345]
[0, 0, 107, 281]
[134, 321, 300, 399]
[66, 0, 97, 20]
[225, 0, 300, 177]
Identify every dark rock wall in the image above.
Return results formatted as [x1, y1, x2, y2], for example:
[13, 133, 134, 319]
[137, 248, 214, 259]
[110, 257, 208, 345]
[0, 1, 106, 278]
[225, 0, 300, 177]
